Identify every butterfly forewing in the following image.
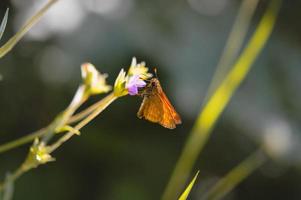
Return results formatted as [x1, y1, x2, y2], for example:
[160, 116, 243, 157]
[137, 78, 181, 129]
[160, 90, 182, 125]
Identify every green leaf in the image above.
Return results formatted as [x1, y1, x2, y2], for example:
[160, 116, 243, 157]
[178, 171, 199, 200]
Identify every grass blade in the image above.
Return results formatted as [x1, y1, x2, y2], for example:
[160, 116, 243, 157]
[162, 1, 282, 199]
[178, 171, 199, 200]
[0, 8, 9, 41]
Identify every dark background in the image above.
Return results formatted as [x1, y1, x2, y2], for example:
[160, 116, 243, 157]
[0, 0, 301, 199]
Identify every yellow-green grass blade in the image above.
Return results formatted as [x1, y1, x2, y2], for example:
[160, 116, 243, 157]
[178, 171, 199, 200]
[203, 0, 259, 105]
[162, 1, 282, 199]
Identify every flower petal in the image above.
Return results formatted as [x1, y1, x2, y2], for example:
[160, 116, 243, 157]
[128, 86, 138, 95]
[114, 68, 128, 97]
[126, 75, 146, 96]
[81, 63, 111, 95]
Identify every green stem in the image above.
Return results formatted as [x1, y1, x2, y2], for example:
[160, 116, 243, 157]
[0, 0, 59, 58]
[41, 86, 87, 144]
[0, 163, 26, 192]
[0, 92, 116, 191]
[48, 92, 117, 153]
[0, 86, 86, 154]
[0, 86, 88, 192]
[204, 149, 266, 200]
[68, 95, 112, 124]
[0, 85, 86, 154]
[0, 128, 46, 154]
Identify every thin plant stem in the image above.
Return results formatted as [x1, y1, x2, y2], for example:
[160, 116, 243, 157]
[162, 1, 281, 199]
[41, 97, 86, 144]
[0, 86, 92, 192]
[68, 96, 110, 124]
[0, 173, 14, 200]
[48, 92, 117, 153]
[0, 92, 116, 192]
[203, 149, 266, 200]
[0, 0, 59, 58]
[0, 128, 46, 154]
[0, 85, 87, 154]
[0, 164, 24, 192]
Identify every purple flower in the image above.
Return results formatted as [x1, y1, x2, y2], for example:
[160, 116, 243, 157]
[126, 75, 146, 95]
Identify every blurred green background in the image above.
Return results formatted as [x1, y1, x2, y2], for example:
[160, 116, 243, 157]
[0, 0, 301, 199]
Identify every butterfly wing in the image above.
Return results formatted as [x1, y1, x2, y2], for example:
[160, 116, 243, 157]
[137, 94, 164, 124]
[159, 91, 182, 129]
[137, 78, 181, 129]
[137, 92, 181, 129]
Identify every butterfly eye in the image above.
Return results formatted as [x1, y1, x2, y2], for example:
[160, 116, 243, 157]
[151, 81, 156, 87]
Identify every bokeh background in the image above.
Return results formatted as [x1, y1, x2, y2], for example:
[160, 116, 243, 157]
[0, 0, 301, 199]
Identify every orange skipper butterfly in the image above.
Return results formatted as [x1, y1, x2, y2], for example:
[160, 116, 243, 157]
[137, 78, 181, 129]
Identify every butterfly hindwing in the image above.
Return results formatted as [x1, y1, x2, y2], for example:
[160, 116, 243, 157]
[137, 94, 164, 123]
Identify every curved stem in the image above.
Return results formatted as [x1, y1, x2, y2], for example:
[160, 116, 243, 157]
[0, 0, 59, 58]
